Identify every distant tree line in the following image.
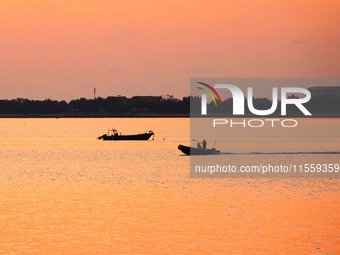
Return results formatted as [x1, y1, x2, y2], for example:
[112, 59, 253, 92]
[0, 95, 338, 116]
[191, 96, 340, 117]
[0, 96, 190, 115]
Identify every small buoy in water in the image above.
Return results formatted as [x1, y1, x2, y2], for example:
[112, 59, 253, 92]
[163, 138, 165, 140]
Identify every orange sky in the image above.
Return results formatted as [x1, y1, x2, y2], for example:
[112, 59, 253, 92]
[0, 0, 339, 100]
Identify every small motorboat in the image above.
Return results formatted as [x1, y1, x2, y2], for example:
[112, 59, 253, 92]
[98, 129, 154, 141]
[178, 144, 221, 155]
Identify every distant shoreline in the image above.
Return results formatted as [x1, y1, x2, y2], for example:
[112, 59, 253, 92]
[1, 96, 339, 118]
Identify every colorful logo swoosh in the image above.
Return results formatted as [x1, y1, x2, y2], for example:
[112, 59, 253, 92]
[196, 82, 223, 106]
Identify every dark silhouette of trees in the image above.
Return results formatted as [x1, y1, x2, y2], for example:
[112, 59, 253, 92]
[0, 98, 68, 114]
[190, 96, 340, 117]
[0, 95, 338, 116]
[0, 96, 190, 116]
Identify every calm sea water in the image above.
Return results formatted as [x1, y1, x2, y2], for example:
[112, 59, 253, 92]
[191, 118, 340, 178]
[0, 118, 339, 255]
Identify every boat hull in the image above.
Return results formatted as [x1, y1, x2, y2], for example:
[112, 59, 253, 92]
[98, 132, 154, 141]
[178, 144, 221, 155]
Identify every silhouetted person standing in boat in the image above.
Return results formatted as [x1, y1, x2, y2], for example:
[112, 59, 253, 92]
[202, 139, 207, 149]
[197, 142, 202, 149]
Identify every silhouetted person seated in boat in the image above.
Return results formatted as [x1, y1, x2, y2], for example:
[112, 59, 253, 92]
[202, 139, 207, 149]
[197, 142, 202, 149]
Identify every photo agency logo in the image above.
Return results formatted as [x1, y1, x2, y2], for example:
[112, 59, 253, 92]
[193, 79, 314, 128]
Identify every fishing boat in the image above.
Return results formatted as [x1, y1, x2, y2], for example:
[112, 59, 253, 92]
[178, 144, 221, 155]
[98, 129, 154, 141]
